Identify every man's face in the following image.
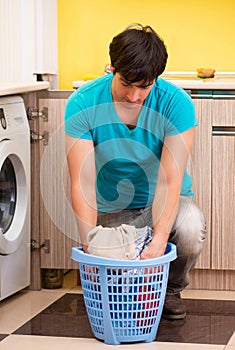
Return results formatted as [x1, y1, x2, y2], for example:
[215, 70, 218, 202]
[111, 71, 155, 107]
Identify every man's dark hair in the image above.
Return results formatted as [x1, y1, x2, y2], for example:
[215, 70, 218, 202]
[109, 24, 168, 85]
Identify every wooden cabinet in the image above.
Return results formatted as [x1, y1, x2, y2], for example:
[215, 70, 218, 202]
[211, 97, 235, 270]
[190, 95, 235, 271]
[188, 93, 235, 291]
[37, 90, 78, 269]
[190, 98, 212, 269]
[26, 89, 235, 290]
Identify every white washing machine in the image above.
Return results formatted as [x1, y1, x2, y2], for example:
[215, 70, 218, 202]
[0, 95, 30, 301]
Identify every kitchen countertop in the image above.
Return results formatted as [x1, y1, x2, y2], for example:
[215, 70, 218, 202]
[73, 72, 235, 90]
[161, 72, 235, 90]
[0, 81, 50, 96]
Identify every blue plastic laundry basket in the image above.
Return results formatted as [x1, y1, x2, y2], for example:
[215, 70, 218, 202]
[72, 242, 176, 345]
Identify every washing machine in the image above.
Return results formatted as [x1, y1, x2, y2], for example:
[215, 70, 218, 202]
[0, 95, 31, 301]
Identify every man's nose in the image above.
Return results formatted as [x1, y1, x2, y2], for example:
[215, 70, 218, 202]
[126, 87, 140, 102]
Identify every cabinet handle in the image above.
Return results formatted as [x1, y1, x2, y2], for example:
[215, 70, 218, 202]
[190, 92, 235, 99]
[191, 93, 213, 99]
[212, 126, 235, 136]
[212, 94, 235, 99]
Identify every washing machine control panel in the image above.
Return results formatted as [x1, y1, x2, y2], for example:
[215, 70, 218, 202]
[0, 96, 29, 135]
[0, 108, 7, 130]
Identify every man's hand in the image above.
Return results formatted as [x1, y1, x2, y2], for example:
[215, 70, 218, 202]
[140, 233, 168, 259]
[82, 243, 89, 253]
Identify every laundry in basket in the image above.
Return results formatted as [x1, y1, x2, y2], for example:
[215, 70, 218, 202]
[72, 242, 176, 345]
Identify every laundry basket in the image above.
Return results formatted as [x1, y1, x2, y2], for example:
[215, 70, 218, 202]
[72, 242, 176, 345]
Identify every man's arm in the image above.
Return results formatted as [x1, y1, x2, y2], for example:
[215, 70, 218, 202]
[66, 135, 97, 252]
[140, 127, 195, 259]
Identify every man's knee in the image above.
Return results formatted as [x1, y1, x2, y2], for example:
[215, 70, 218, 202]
[171, 196, 206, 255]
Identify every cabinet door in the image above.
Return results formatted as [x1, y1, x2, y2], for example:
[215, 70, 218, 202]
[190, 98, 212, 269]
[212, 98, 235, 270]
[38, 91, 79, 269]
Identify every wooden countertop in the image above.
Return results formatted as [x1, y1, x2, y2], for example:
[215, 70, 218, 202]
[0, 81, 50, 96]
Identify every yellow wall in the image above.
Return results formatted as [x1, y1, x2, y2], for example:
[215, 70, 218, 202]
[58, 0, 235, 90]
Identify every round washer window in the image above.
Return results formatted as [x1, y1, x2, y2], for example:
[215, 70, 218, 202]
[0, 158, 17, 234]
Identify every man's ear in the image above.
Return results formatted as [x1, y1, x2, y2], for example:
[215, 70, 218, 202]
[110, 63, 115, 74]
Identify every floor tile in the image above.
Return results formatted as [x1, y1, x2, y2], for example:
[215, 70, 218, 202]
[0, 289, 66, 334]
[1, 268, 234, 349]
[13, 293, 235, 345]
[182, 289, 235, 301]
[68, 285, 83, 294]
[0, 335, 8, 342]
[0, 269, 78, 335]
[227, 332, 235, 346]
[0, 335, 226, 350]
[13, 293, 93, 338]
[157, 299, 235, 345]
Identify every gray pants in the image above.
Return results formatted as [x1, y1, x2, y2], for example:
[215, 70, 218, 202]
[97, 196, 206, 294]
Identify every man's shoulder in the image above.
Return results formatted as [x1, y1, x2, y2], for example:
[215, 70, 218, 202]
[155, 77, 185, 95]
[152, 78, 193, 105]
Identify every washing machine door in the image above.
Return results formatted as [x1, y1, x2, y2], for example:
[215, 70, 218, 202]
[0, 140, 29, 254]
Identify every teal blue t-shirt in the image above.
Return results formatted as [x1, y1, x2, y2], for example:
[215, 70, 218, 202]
[65, 74, 197, 213]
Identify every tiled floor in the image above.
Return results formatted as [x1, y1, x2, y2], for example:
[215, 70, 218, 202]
[0, 270, 235, 350]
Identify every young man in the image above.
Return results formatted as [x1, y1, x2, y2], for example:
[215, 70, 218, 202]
[65, 24, 206, 320]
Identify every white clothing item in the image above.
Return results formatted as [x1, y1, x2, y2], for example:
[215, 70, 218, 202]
[87, 224, 153, 260]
